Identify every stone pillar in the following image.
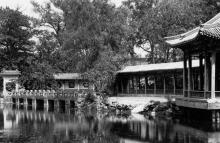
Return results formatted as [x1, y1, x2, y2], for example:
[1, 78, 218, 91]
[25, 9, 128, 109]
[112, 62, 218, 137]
[24, 98, 28, 106]
[65, 100, 70, 109]
[212, 110, 216, 123]
[32, 99, 36, 110]
[44, 99, 49, 111]
[211, 52, 216, 99]
[16, 98, 19, 105]
[24, 98, 28, 110]
[55, 100, 59, 112]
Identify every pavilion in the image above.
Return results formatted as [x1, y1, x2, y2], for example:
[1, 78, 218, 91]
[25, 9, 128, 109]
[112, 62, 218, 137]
[165, 13, 220, 111]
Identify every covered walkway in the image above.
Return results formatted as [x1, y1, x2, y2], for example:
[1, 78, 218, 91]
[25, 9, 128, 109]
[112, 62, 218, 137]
[116, 60, 199, 96]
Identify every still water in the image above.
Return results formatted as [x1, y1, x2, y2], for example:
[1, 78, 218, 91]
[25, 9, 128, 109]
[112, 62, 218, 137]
[0, 105, 219, 143]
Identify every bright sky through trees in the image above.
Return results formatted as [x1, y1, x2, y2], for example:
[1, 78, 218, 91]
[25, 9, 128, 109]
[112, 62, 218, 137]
[0, 0, 147, 57]
[0, 0, 124, 17]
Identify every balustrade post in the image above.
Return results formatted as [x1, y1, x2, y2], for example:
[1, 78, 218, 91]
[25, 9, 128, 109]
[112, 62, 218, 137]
[44, 99, 48, 111]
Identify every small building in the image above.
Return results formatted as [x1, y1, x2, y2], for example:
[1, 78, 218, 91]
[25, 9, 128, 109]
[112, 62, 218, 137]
[0, 70, 21, 98]
[165, 12, 220, 120]
[53, 73, 94, 91]
[115, 60, 199, 97]
[0, 71, 94, 98]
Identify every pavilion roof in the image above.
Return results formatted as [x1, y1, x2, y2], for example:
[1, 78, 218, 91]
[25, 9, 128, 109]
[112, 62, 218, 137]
[53, 73, 82, 80]
[117, 60, 199, 74]
[165, 13, 220, 47]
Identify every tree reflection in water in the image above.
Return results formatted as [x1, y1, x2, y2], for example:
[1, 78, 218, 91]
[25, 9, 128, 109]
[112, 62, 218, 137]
[0, 106, 219, 143]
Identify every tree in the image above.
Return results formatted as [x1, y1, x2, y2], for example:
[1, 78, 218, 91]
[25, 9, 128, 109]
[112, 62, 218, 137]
[123, 0, 219, 63]
[31, 0, 64, 46]
[0, 7, 35, 70]
[50, 0, 131, 93]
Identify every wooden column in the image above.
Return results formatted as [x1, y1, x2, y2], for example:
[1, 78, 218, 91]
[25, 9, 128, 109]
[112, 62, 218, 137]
[163, 75, 166, 95]
[199, 54, 204, 90]
[173, 73, 176, 95]
[132, 75, 134, 93]
[204, 52, 208, 91]
[211, 52, 216, 99]
[120, 79, 124, 94]
[137, 75, 140, 94]
[116, 81, 119, 94]
[127, 77, 130, 94]
[154, 75, 156, 94]
[183, 52, 187, 96]
[77, 80, 80, 91]
[188, 54, 192, 97]
[135, 76, 137, 94]
[144, 76, 147, 95]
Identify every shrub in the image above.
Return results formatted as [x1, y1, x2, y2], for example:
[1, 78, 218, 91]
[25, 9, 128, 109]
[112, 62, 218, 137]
[6, 82, 16, 92]
[85, 92, 95, 103]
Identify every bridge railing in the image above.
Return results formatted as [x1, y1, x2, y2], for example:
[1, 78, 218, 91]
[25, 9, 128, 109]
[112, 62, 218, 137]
[9, 89, 94, 99]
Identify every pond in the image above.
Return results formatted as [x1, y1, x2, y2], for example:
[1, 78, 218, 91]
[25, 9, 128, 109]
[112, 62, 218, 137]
[0, 105, 219, 143]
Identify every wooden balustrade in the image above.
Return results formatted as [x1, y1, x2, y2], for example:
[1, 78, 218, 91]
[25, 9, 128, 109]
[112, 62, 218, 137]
[184, 90, 212, 99]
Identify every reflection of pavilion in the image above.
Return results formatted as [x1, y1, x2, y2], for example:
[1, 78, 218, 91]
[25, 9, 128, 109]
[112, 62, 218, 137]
[107, 115, 220, 143]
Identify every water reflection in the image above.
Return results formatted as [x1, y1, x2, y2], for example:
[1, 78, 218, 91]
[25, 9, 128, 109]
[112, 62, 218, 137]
[0, 105, 220, 143]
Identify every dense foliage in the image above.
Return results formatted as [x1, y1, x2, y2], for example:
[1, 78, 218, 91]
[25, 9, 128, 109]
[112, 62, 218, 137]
[0, 0, 220, 93]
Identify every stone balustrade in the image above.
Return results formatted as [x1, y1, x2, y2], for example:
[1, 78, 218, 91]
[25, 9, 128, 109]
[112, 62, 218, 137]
[8, 89, 92, 99]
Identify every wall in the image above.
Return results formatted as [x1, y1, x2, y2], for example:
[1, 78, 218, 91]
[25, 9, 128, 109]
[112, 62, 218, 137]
[58, 79, 94, 90]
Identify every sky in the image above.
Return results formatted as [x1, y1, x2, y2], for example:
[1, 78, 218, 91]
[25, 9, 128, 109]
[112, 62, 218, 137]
[0, 0, 124, 17]
[0, 0, 147, 57]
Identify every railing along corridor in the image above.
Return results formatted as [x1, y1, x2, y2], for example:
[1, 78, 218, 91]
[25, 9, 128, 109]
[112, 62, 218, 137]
[184, 90, 211, 99]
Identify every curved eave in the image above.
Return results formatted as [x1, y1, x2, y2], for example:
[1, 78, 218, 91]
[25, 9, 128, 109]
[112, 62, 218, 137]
[164, 13, 220, 48]
[164, 27, 200, 48]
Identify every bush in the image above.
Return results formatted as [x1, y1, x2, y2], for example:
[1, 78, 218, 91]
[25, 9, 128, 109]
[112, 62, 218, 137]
[85, 92, 95, 103]
[6, 82, 16, 92]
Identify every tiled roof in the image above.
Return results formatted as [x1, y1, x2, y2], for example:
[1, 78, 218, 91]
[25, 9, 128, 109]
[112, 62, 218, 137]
[165, 13, 220, 47]
[53, 73, 82, 80]
[117, 60, 199, 73]
[0, 70, 21, 76]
